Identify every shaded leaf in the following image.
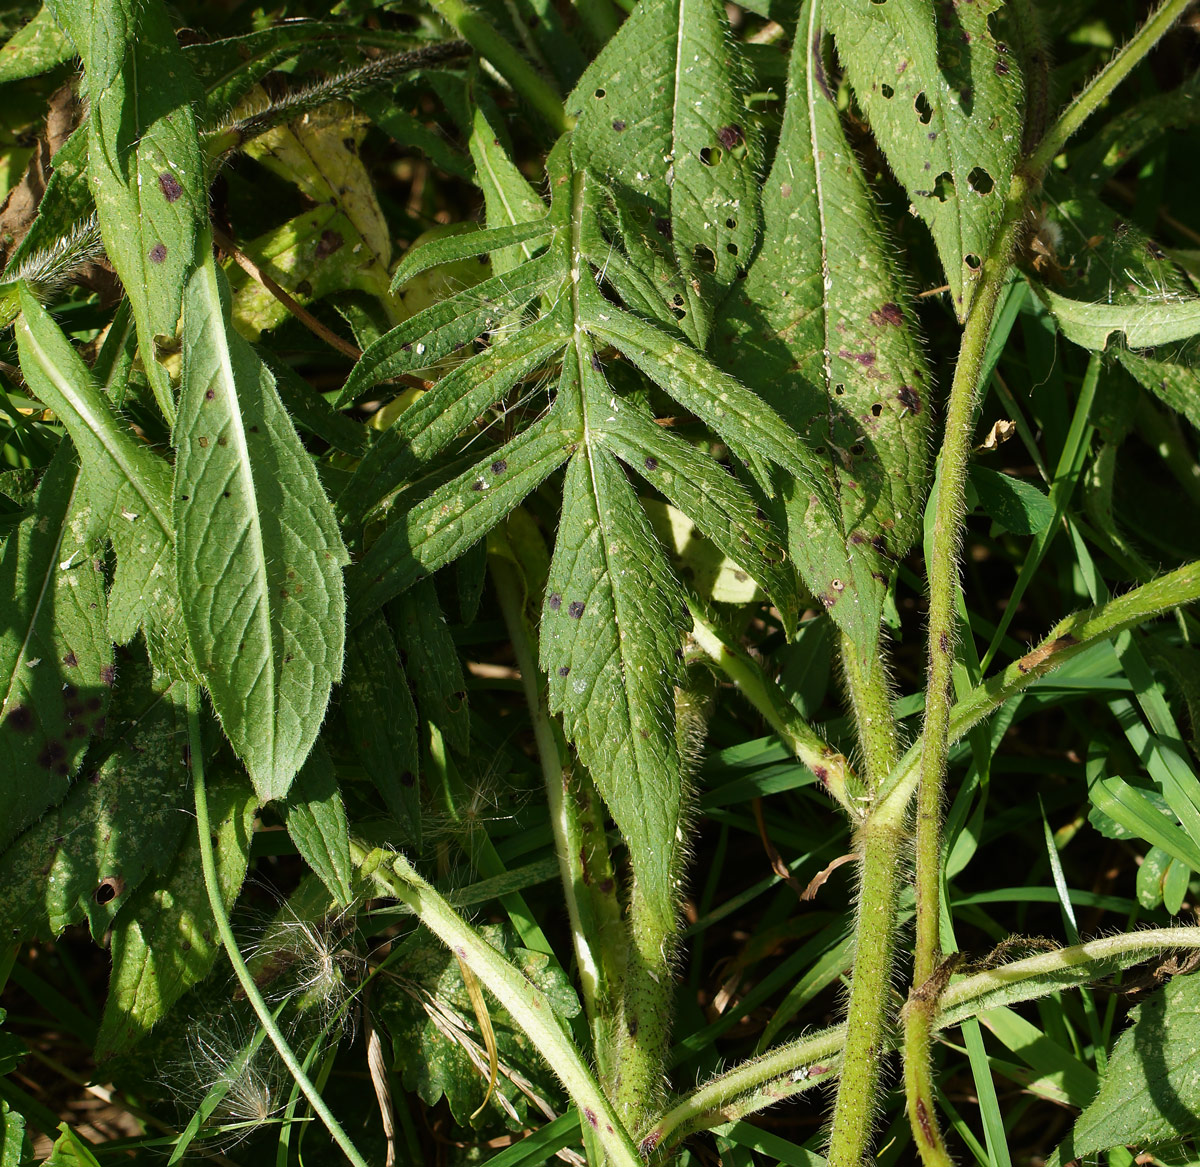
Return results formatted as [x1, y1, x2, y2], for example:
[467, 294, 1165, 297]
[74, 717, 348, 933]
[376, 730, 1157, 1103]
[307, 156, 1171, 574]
[176, 246, 348, 803]
[0, 444, 111, 849]
[0, 6, 73, 84]
[1048, 974, 1200, 1166]
[95, 767, 256, 1058]
[282, 743, 353, 907]
[969, 466, 1054, 535]
[824, 0, 1023, 318]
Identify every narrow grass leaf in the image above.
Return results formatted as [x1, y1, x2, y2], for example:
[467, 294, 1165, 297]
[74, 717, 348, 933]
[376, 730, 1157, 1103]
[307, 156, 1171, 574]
[176, 248, 348, 803]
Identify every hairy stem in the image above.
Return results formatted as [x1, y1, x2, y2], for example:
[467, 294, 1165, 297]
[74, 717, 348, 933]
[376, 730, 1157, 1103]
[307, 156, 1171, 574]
[424, 0, 571, 133]
[689, 602, 856, 812]
[490, 549, 625, 1071]
[839, 632, 900, 795]
[356, 844, 644, 1167]
[187, 687, 369, 1167]
[1028, 0, 1196, 175]
[824, 800, 907, 1166]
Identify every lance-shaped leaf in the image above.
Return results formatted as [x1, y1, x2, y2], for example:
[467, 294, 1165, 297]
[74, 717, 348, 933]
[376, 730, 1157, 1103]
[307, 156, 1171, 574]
[824, 0, 1022, 319]
[712, 2, 932, 650]
[0, 6, 74, 84]
[568, 0, 759, 347]
[0, 444, 111, 850]
[176, 246, 348, 803]
[95, 767, 256, 1058]
[282, 743, 352, 907]
[542, 443, 688, 932]
[14, 286, 182, 654]
[46, 0, 205, 418]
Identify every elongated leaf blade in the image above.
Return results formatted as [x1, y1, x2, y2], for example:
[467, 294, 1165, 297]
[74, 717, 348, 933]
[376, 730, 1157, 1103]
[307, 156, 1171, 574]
[568, 0, 759, 345]
[46, 0, 205, 415]
[542, 443, 687, 932]
[714, 2, 932, 644]
[176, 248, 348, 802]
[0, 445, 111, 849]
[95, 768, 256, 1057]
[14, 286, 182, 654]
[824, 0, 1022, 318]
[282, 743, 353, 907]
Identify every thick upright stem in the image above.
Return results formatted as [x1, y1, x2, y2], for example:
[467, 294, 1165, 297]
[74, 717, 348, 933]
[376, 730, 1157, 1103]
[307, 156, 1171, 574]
[839, 632, 900, 794]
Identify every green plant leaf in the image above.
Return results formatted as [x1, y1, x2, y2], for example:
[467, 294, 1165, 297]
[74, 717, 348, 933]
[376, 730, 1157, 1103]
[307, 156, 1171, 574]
[712, 0, 932, 649]
[1087, 774, 1200, 873]
[0, 1098, 32, 1167]
[343, 615, 421, 843]
[0, 6, 74, 84]
[0, 669, 191, 941]
[1113, 345, 1200, 433]
[0, 443, 111, 850]
[14, 286, 184, 659]
[45, 0, 205, 419]
[1048, 974, 1200, 1166]
[95, 767, 256, 1058]
[376, 922, 579, 1130]
[567, 0, 760, 347]
[282, 742, 353, 907]
[175, 246, 348, 803]
[824, 0, 1023, 319]
[969, 466, 1055, 534]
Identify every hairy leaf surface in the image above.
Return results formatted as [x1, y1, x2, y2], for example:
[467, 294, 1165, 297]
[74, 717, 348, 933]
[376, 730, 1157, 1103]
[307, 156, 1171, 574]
[176, 248, 348, 803]
[713, 1, 932, 650]
[568, 0, 759, 346]
[824, 0, 1023, 318]
[282, 743, 353, 907]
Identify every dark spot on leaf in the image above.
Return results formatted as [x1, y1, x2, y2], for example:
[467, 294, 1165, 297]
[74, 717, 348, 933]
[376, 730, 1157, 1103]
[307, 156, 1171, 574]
[5, 705, 33, 733]
[205, 388, 215, 401]
[850, 533, 866, 545]
[916, 1098, 935, 1145]
[491, 459, 507, 475]
[871, 302, 904, 326]
[316, 230, 344, 259]
[717, 125, 744, 150]
[590, 352, 603, 372]
[628, 1017, 639, 1037]
[401, 770, 415, 787]
[37, 740, 66, 770]
[654, 217, 673, 240]
[612, 119, 626, 131]
[939, 632, 951, 654]
[834, 383, 845, 396]
[994, 57, 1010, 76]
[549, 593, 562, 611]
[93, 876, 125, 905]
[149, 243, 167, 264]
[881, 83, 894, 99]
[158, 172, 182, 202]
[568, 601, 585, 619]
[63, 651, 78, 668]
[599, 877, 614, 894]
[100, 664, 116, 686]
[639, 728, 650, 739]
[558, 666, 570, 677]
[644, 456, 658, 471]
[296, 279, 312, 296]
[726, 242, 738, 256]
[897, 385, 922, 413]
[814, 766, 828, 784]
[584, 1109, 598, 1129]
[471, 480, 484, 492]
[872, 535, 888, 554]
[594, 88, 605, 98]
[198, 436, 208, 448]
[871, 402, 883, 417]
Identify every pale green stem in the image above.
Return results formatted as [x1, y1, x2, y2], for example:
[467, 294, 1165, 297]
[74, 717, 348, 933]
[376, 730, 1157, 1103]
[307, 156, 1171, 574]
[839, 630, 900, 794]
[489, 550, 624, 1074]
[689, 602, 857, 813]
[643, 1025, 845, 1158]
[1028, 0, 1196, 175]
[425, 0, 571, 133]
[356, 844, 644, 1167]
[187, 687, 369, 1167]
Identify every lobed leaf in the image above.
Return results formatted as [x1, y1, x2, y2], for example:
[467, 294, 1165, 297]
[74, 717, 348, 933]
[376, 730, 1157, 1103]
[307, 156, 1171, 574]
[824, 0, 1023, 318]
[0, 444, 111, 850]
[175, 247, 348, 803]
[568, 0, 760, 346]
[712, 1, 932, 647]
